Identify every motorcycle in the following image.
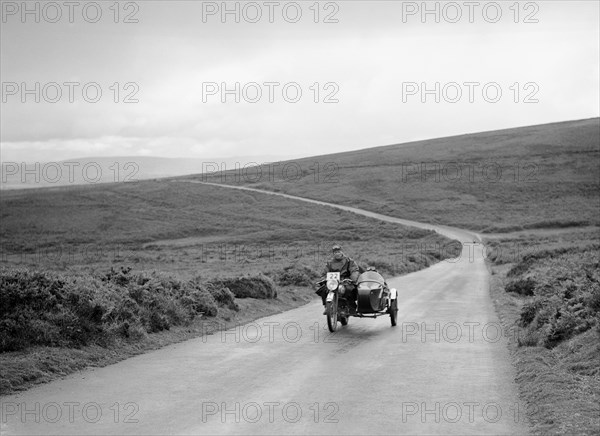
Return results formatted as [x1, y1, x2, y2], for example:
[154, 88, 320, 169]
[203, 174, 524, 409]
[316, 269, 398, 332]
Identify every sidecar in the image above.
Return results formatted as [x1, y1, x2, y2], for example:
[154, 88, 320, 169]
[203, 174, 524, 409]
[355, 270, 398, 325]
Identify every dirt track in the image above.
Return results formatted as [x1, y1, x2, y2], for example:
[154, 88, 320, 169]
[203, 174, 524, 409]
[0, 183, 529, 435]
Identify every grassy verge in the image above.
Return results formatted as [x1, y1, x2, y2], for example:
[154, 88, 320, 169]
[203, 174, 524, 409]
[485, 227, 600, 435]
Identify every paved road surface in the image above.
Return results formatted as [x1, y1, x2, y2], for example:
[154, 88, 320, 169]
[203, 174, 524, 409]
[0, 183, 529, 435]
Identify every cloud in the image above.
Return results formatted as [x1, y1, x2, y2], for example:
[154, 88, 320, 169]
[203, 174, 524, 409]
[1, 1, 598, 162]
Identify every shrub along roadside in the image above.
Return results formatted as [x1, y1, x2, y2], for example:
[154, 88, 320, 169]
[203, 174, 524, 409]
[0, 263, 342, 354]
[273, 264, 320, 287]
[1, 265, 323, 354]
[210, 274, 278, 299]
[504, 246, 600, 349]
[0, 267, 237, 352]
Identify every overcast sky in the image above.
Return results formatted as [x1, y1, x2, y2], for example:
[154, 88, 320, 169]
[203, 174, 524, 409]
[1, 0, 598, 163]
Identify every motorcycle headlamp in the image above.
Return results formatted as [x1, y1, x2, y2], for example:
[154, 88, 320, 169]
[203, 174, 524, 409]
[326, 278, 339, 291]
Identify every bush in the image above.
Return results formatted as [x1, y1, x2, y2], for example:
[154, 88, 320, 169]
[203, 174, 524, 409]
[180, 285, 218, 317]
[517, 330, 540, 347]
[520, 300, 542, 326]
[213, 274, 277, 299]
[511, 246, 600, 349]
[0, 267, 220, 352]
[506, 277, 536, 296]
[203, 283, 239, 311]
[543, 309, 580, 348]
[276, 264, 319, 287]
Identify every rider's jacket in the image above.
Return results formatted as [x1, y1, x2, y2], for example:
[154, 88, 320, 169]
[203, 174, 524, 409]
[325, 256, 360, 283]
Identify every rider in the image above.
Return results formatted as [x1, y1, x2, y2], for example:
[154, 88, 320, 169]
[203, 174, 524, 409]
[319, 244, 360, 314]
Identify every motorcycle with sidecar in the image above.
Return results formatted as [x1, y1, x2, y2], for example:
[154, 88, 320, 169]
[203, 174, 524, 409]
[315, 269, 398, 332]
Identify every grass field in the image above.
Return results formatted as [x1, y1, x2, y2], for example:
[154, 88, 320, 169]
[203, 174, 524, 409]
[0, 179, 459, 278]
[197, 118, 599, 232]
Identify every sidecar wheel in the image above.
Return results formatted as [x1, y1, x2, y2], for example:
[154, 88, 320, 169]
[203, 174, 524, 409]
[340, 316, 349, 326]
[326, 302, 338, 332]
[389, 299, 398, 327]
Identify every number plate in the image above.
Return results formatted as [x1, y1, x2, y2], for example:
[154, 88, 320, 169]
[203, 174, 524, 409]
[327, 272, 340, 281]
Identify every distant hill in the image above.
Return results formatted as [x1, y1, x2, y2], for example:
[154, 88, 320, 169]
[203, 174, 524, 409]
[196, 118, 600, 232]
[0, 155, 296, 190]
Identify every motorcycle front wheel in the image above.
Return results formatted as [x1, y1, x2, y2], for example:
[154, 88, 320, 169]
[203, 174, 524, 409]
[389, 299, 398, 327]
[326, 301, 338, 332]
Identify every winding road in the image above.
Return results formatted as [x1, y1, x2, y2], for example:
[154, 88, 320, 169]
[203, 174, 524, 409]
[0, 182, 529, 435]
